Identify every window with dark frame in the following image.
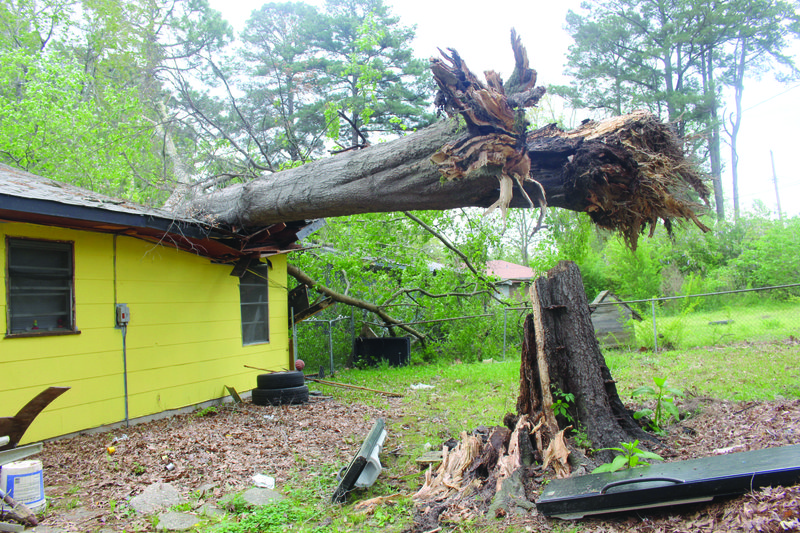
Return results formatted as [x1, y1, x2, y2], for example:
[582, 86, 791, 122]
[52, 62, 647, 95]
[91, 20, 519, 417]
[239, 264, 269, 345]
[6, 238, 75, 335]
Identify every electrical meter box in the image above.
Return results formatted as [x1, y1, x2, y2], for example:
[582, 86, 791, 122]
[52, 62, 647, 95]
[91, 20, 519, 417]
[115, 304, 130, 327]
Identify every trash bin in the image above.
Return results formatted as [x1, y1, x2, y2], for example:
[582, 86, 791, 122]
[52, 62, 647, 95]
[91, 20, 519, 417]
[353, 337, 410, 367]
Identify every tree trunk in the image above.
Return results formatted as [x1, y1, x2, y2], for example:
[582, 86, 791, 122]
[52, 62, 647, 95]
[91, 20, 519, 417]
[179, 113, 709, 247]
[517, 261, 653, 457]
[177, 36, 710, 248]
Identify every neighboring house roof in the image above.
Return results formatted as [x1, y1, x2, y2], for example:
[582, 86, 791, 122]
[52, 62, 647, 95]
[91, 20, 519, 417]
[0, 163, 313, 262]
[486, 260, 535, 282]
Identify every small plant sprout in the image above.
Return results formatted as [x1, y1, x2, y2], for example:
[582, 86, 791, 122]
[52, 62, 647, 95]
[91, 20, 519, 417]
[592, 440, 663, 473]
[632, 376, 683, 433]
[551, 387, 575, 423]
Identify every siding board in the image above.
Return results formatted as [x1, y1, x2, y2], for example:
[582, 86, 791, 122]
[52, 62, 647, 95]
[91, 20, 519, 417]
[1, 221, 290, 443]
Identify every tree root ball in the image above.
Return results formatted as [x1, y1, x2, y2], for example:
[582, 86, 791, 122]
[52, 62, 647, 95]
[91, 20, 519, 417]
[295, 359, 305, 371]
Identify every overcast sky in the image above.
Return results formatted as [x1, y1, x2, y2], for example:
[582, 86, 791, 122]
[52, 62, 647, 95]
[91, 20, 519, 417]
[207, 0, 800, 218]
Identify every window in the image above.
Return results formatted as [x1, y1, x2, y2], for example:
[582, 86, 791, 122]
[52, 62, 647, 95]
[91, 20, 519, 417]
[6, 238, 75, 335]
[240, 264, 269, 345]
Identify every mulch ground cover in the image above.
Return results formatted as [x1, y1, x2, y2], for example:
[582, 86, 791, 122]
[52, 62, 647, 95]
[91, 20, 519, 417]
[19, 392, 800, 532]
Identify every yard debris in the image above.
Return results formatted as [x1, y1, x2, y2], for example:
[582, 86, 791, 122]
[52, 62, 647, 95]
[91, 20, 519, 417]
[541, 426, 572, 479]
[19, 383, 800, 532]
[415, 451, 444, 470]
[713, 444, 748, 455]
[308, 377, 403, 397]
[0, 489, 37, 527]
[413, 432, 483, 504]
[410, 383, 434, 390]
[332, 419, 388, 503]
[354, 493, 404, 515]
[245, 363, 402, 397]
[0, 386, 70, 451]
[251, 474, 275, 489]
[225, 385, 243, 404]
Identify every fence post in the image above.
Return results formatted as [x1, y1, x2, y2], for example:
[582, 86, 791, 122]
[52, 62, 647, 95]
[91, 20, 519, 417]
[291, 307, 298, 363]
[651, 299, 658, 353]
[502, 307, 507, 360]
[350, 310, 355, 350]
[328, 320, 334, 376]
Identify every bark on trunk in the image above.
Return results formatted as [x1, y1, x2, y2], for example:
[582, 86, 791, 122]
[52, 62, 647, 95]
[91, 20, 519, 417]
[518, 261, 653, 456]
[179, 113, 709, 247]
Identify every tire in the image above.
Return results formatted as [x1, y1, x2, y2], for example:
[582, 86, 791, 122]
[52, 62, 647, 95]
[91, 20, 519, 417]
[252, 385, 309, 406]
[257, 371, 305, 389]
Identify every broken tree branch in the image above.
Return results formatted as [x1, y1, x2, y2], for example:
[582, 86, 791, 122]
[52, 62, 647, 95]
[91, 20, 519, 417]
[306, 377, 403, 398]
[286, 263, 427, 342]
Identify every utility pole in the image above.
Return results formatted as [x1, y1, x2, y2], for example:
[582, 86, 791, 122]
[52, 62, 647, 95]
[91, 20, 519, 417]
[770, 150, 783, 226]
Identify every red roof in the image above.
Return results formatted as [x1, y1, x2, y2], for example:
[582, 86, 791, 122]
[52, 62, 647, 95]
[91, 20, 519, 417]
[486, 260, 535, 281]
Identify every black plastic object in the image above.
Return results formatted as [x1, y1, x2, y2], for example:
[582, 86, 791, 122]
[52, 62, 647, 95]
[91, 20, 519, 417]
[251, 385, 309, 406]
[536, 444, 800, 519]
[331, 418, 386, 503]
[257, 371, 305, 389]
[353, 337, 410, 367]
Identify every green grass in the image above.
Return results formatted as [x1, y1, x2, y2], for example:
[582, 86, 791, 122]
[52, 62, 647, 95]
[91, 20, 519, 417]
[634, 299, 799, 350]
[314, 359, 520, 453]
[605, 341, 800, 401]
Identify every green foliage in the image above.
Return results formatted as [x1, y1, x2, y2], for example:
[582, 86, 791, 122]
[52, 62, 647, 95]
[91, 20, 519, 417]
[591, 440, 663, 474]
[631, 377, 683, 434]
[293, 209, 510, 369]
[232, 0, 434, 168]
[195, 405, 218, 417]
[551, 388, 575, 423]
[731, 218, 800, 292]
[0, 0, 232, 201]
[215, 499, 319, 533]
[571, 424, 592, 449]
[0, 47, 161, 202]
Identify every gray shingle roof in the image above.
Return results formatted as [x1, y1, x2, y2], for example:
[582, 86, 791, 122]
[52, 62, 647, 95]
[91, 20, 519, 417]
[0, 163, 185, 221]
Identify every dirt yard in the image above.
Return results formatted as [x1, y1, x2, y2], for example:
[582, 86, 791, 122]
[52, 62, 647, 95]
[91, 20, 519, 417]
[19, 393, 800, 532]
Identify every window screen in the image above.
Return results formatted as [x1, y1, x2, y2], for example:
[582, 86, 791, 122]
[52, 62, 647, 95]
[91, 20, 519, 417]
[240, 264, 269, 345]
[6, 238, 75, 334]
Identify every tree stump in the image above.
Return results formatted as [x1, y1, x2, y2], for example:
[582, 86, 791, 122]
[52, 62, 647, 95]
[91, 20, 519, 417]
[517, 261, 653, 459]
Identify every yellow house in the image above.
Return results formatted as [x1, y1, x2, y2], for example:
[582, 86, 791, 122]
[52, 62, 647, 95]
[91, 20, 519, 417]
[0, 164, 312, 444]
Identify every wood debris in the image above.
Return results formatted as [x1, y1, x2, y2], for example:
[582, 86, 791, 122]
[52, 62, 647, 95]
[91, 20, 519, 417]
[541, 427, 572, 479]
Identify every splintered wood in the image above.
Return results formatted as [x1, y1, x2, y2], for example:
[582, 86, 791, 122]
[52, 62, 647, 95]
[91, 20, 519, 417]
[413, 432, 482, 503]
[430, 29, 544, 218]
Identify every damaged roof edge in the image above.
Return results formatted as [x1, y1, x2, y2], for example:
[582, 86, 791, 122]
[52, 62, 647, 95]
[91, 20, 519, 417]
[0, 164, 321, 261]
[0, 193, 217, 241]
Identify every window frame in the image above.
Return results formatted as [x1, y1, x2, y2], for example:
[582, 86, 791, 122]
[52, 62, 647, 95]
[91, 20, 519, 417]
[239, 263, 270, 346]
[5, 237, 78, 338]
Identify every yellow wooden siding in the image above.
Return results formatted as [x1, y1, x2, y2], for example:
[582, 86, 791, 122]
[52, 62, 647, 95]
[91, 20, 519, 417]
[1, 221, 290, 444]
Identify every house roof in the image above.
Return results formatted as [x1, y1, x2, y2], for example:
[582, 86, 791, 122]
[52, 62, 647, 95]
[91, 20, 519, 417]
[486, 260, 535, 281]
[0, 164, 312, 262]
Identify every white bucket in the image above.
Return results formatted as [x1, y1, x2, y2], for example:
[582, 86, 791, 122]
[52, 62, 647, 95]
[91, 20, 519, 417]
[0, 460, 46, 513]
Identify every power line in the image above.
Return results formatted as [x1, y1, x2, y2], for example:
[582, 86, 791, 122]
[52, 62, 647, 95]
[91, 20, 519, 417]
[742, 83, 800, 114]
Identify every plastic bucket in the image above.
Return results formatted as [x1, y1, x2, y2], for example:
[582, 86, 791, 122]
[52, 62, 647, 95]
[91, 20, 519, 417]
[0, 460, 46, 512]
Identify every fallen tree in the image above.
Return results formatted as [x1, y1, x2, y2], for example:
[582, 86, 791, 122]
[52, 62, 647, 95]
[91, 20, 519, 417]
[177, 32, 710, 249]
[171, 32, 713, 528]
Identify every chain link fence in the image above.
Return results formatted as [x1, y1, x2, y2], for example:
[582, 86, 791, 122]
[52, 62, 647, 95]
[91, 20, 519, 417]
[295, 284, 800, 373]
[501, 283, 800, 357]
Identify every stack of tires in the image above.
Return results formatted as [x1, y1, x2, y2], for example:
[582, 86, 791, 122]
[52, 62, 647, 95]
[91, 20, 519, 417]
[252, 371, 309, 406]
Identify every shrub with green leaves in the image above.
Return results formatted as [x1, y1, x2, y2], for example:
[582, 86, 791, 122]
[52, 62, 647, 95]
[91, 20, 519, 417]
[592, 440, 663, 473]
[632, 377, 683, 433]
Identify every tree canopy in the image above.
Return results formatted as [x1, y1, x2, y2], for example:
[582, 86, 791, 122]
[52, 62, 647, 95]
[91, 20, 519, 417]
[554, 0, 800, 220]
